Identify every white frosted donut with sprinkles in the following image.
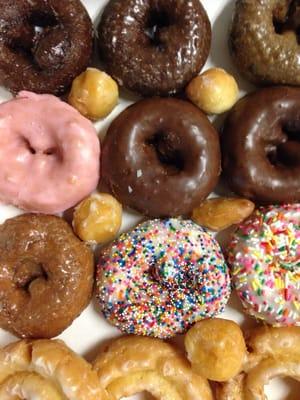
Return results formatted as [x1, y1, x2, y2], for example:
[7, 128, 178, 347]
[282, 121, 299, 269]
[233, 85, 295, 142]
[228, 204, 300, 326]
[96, 218, 231, 338]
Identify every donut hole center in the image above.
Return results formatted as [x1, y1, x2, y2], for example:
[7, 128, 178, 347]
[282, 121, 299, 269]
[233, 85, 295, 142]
[146, 132, 185, 174]
[9, 10, 59, 67]
[266, 123, 300, 167]
[23, 138, 60, 159]
[265, 376, 299, 400]
[273, 0, 300, 44]
[144, 8, 172, 48]
[13, 260, 48, 292]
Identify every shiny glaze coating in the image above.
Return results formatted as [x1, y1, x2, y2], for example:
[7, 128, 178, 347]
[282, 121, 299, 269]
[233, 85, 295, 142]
[222, 86, 300, 204]
[0, 214, 94, 338]
[0, 0, 93, 95]
[102, 98, 221, 217]
[230, 0, 300, 86]
[98, 0, 211, 96]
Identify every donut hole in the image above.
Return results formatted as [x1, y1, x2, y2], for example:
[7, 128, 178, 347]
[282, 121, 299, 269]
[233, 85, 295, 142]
[144, 8, 173, 48]
[9, 10, 58, 67]
[266, 123, 300, 167]
[146, 131, 185, 174]
[265, 376, 299, 400]
[23, 137, 36, 155]
[273, 1, 300, 44]
[13, 260, 48, 292]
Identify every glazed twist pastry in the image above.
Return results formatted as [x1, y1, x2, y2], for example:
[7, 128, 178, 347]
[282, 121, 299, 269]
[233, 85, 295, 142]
[93, 336, 213, 400]
[0, 339, 108, 400]
[216, 326, 300, 400]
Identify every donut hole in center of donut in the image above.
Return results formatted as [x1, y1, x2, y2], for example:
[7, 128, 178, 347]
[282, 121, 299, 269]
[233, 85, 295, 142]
[273, 0, 300, 44]
[144, 8, 173, 48]
[146, 131, 185, 174]
[13, 260, 48, 292]
[266, 123, 300, 167]
[22, 138, 61, 159]
[9, 10, 59, 67]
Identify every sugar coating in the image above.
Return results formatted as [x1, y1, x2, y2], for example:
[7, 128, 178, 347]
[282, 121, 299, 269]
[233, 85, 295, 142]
[228, 204, 300, 326]
[96, 218, 231, 338]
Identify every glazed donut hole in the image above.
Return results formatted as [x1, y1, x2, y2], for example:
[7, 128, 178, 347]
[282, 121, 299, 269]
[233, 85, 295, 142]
[266, 121, 300, 168]
[185, 319, 247, 382]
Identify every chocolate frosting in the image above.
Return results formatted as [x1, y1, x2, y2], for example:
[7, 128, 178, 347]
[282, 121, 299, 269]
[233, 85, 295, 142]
[102, 98, 221, 217]
[222, 86, 300, 204]
[98, 0, 211, 96]
[0, 0, 93, 95]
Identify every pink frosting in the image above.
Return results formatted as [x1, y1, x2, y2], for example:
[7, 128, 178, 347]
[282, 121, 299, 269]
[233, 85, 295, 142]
[0, 91, 100, 213]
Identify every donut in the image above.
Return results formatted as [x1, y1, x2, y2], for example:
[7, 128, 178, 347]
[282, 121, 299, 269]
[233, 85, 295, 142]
[98, 0, 211, 96]
[227, 204, 300, 326]
[216, 326, 300, 400]
[0, 91, 100, 214]
[96, 218, 231, 338]
[0, 339, 107, 400]
[93, 336, 213, 400]
[102, 98, 221, 217]
[0, 0, 93, 95]
[230, 0, 300, 86]
[222, 86, 300, 204]
[0, 214, 94, 338]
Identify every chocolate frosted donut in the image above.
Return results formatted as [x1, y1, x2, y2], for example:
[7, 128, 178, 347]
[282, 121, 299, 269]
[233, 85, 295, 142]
[102, 98, 221, 217]
[98, 0, 211, 96]
[222, 86, 300, 204]
[230, 0, 300, 86]
[0, 0, 93, 95]
[0, 214, 94, 338]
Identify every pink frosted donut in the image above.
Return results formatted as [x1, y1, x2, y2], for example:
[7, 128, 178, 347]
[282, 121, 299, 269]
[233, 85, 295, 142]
[0, 91, 100, 213]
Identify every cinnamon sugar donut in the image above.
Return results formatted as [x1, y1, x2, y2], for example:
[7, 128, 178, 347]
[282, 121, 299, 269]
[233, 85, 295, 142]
[0, 0, 93, 95]
[0, 214, 94, 338]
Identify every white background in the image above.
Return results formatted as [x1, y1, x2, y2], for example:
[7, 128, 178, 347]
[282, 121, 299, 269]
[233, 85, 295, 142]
[0, 1, 297, 398]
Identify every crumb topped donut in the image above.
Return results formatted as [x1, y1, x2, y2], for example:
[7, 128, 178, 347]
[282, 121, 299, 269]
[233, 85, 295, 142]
[98, 0, 211, 96]
[0, 214, 94, 338]
[96, 218, 230, 338]
[0, 0, 93, 95]
[228, 204, 300, 326]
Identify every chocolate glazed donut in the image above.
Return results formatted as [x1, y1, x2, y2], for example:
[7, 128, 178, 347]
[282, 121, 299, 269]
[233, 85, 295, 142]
[230, 0, 300, 86]
[102, 98, 221, 217]
[0, 0, 93, 95]
[98, 0, 211, 96]
[222, 86, 300, 204]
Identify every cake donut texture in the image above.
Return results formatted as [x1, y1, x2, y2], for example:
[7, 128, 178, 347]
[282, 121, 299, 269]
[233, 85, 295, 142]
[0, 91, 100, 214]
[102, 98, 221, 217]
[0, 0, 93, 95]
[96, 219, 231, 338]
[228, 204, 300, 326]
[0, 214, 94, 338]
[98, 0, 211, 96]
[222, 86, 300, 204]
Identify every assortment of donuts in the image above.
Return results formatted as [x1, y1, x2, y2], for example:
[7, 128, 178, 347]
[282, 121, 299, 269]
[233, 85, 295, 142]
[0, 0, 299, 398]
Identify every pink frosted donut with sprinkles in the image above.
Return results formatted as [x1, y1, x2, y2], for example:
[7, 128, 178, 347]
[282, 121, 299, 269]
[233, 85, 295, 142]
[96, 218, 231, 338]
[228, 204, 300, 326]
